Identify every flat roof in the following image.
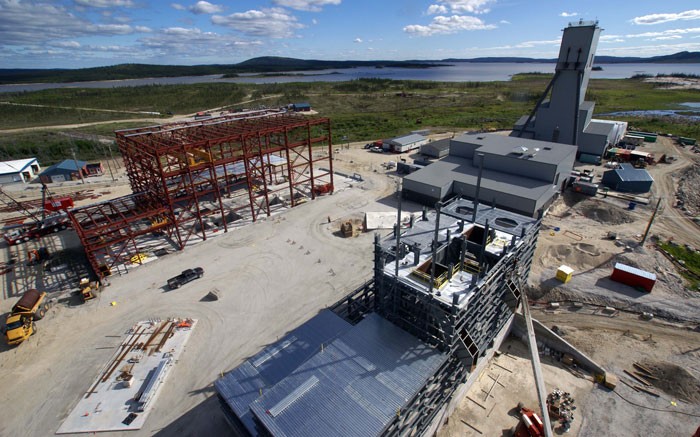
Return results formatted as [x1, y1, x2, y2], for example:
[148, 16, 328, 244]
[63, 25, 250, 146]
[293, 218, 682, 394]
[453, 133, 577, 166]
[404, 155, 557, 203]
[215, 309, 351, 434]
[391, 133, 426, 145]
[250, 313, 448, 437]
[0, 158, 37, 176]
[584, 120, 616, 136]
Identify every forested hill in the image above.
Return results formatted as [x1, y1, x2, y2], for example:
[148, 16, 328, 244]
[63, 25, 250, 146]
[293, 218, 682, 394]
[2, 52, 698, 84]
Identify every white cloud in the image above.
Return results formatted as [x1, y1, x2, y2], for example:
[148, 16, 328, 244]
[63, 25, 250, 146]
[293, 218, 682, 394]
[430, 0, 495, 15]
[171, 3, 185, 10]
[499, 19, 509, 24]
[272, 0, 340, 12]
[427, 5, 448, 15]
[487, 38, 561, 50]
[141, 26, 263, 57]
[0, 0, 146, 45]
[48, 40, 81, 48]
[559, 12, 577, 18]
[212, 8, 304, 38]
[596, 42, 700, 56]
[74, 0, 136, 7]
[354, 37, 362, 43]
[189, 1, 223, 14]
[625, 27, 700, 39]
[650, 35, 683, 41]
[632, 9, 700, 25]
[404, 15, 495, 36]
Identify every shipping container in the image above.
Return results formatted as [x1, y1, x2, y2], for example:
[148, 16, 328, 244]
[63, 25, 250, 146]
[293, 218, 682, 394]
[571, 180, 598, 196]
[610, 262, 656, 292]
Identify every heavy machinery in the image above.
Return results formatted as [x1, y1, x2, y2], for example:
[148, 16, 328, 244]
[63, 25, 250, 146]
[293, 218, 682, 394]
[79, 277, 101, 302]
[4, 289, 50, 346]
[513, 406, 545, 437]
[1, 184, 71, 246]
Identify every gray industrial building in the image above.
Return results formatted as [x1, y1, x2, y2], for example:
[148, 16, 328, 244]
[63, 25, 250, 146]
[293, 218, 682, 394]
[512, 21, 624, 161]
[403, 133, 576, 217]
[217, 197, 540, 436]
[601, 163, 654, 193]
[420, 138, 451, 158]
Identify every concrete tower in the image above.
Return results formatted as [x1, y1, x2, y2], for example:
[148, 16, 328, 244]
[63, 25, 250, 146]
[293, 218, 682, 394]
[514, 21, 602, 146]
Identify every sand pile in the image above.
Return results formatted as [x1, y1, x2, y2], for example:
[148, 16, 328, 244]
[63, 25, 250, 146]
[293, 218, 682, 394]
[639, 360, 700, 404]
[577, 201, 634, 225]
[538, 243, 610, 272]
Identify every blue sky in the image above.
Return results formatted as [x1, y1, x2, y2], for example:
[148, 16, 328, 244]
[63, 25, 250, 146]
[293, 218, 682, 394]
[2, 0, 700, 68]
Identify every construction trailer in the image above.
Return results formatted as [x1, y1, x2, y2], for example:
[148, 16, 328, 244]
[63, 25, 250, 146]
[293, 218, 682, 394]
[216, 197, 541, 436]
[69, 111, 334, 277]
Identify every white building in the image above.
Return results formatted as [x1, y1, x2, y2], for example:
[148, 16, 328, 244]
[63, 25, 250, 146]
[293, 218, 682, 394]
[0, 158, 41, 185]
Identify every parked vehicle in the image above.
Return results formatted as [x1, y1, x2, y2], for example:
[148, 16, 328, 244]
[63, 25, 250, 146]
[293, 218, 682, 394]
[167, 267, 204, 290]
[4, 289, 50, 346]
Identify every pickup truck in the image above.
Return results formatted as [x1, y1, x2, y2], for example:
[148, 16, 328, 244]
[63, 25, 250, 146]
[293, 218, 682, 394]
[167, 267, 204, 290]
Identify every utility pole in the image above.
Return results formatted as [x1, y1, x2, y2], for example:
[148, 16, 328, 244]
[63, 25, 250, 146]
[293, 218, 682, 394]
[71, 148, 85, 184]
[641, 197, 663, 246]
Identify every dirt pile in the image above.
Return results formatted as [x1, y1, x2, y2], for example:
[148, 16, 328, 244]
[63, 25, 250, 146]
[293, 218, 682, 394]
[576, 201, 635, 225]
[675, 166, 700, 217]
[537, 243, 612, 272]
[639, 360, 700, 404]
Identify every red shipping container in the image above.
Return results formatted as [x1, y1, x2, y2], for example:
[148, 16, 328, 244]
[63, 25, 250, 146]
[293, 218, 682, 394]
[44, 197, 74, 212]
[610, 263, 656, 292]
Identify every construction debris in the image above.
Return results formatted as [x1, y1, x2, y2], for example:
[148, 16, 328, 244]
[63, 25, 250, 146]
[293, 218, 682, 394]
[57, 319, 197, 434]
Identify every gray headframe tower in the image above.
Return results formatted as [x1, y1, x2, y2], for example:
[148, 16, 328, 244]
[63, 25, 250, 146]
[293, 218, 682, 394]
[514, 20, 602, 146]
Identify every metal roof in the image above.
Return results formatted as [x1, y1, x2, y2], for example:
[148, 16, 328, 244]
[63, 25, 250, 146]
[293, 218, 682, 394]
[250, 313, 448, 437]
[584, 120, 615, 136]
[404, 155, 557, 203]
[390, 133, 426, 146]
[40, 159, 86, 175]
[605, 164, 654, 182]
[214, 309, 351, 434]
[0, 158, 37, 176]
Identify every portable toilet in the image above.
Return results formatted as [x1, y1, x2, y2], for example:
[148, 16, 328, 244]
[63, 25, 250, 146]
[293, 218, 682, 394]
[556, 265, 574, 283]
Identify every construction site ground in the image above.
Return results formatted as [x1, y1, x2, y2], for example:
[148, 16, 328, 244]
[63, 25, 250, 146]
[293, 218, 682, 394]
[0, 130, 699, 436]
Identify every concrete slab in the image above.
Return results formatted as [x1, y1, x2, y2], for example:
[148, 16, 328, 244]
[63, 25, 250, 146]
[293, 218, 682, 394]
[56, 318, 196, 434]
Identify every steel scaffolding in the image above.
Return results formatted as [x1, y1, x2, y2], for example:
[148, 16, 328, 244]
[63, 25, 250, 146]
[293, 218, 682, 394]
[70, 111, 334, 277]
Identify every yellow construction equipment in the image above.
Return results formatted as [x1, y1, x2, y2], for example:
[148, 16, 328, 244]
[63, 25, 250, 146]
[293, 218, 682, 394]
[79, 278, 101, 302]
[4, 289, 49, 346]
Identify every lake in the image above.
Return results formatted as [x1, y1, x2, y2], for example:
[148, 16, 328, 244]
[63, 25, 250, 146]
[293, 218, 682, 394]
[1, 62, 699, 93]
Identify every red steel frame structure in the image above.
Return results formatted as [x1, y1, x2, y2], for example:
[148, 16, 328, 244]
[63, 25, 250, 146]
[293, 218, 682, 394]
[69, 111, 334, 278]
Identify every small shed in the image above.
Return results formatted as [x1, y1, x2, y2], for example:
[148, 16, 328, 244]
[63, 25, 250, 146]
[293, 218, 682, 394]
[39, 159, 87, 183]
[420, 138, 450, 158]
[291, 102, 311, 112]
[610, 263, 656, 292]
[387, 133, 428, 153]
[601, 163, 653, 193]
[0, 158, 41, 184]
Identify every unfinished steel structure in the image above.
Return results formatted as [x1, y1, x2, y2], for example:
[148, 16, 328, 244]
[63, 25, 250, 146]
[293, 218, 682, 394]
[216, 196, 541, 436]
[69, 111, 334, 277]
[347, 197, 539, 434]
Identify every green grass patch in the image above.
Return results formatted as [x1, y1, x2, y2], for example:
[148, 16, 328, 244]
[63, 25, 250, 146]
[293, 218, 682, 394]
[1, 75, 699, 161]
[658, 241, 700, 290]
